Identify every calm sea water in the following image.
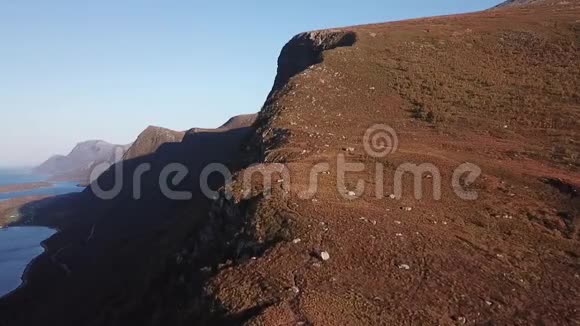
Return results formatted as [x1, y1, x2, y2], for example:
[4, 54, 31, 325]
[0, 168, 84, 201]
[0, 168, 46, 186]
[0, 227, 56, 297]
[0, 168, 84, 297]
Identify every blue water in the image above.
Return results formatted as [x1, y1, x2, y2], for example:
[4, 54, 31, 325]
[0, 168, 46, 186]
[0, 169, 84, 297]
[0, 226, 56, 297]
[0, 168, 84, 202]
[0, 181, 83, 201]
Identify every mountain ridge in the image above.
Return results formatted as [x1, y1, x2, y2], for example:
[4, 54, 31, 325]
[34, 140, 131, 182]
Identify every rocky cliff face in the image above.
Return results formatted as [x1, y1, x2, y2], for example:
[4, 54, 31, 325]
[269, 30, 356, 97]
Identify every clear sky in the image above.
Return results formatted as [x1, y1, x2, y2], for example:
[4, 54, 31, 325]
[0, 0, 501, 167]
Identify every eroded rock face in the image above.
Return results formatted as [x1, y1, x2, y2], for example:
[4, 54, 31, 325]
[270, 30, 357, 95]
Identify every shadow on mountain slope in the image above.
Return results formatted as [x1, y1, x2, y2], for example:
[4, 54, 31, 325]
[0, 120, 264, 325]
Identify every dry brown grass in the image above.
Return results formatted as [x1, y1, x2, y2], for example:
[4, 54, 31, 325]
[209, 3, 580, 325]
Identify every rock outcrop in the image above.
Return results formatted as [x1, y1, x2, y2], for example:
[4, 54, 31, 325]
[269, 30, 356, 96]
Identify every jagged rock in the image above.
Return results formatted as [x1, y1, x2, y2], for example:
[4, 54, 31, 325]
[270, 30, 356, 95]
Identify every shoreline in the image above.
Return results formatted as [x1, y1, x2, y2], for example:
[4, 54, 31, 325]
[0, 182, 85, 227]
[0, 182, 52, 194]
[0, 190, 80, 299]
[0, 226, 57, 299]
[0, 195, 49, 227]
[15, 226, 58, 298]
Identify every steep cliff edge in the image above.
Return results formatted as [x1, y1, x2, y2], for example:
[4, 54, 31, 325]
[269, 30, 356, 96]
[206, 3, 579, 325]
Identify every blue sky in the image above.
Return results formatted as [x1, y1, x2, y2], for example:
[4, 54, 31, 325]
[0, 0, 501, 167]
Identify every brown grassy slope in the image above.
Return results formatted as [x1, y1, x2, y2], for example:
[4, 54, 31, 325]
[208, 3, 580, 325]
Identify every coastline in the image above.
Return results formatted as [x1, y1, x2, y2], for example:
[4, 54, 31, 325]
[0, 188, 83, 299]
[0, 226, 57, 299]
[0, 182, 52, 194]
[0, 195, 49, 227]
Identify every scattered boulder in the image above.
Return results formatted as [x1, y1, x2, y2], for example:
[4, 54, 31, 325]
[318, 251, 331, 261]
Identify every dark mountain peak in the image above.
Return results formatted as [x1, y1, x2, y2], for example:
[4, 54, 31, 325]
[34, 140, 129, 182]
[123, 126, 186, 160]
[218, 114, 257, 130]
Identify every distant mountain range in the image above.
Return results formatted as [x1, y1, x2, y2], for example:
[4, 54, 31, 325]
[34, 140, 131, 183]
[32, 114, 257, 184]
